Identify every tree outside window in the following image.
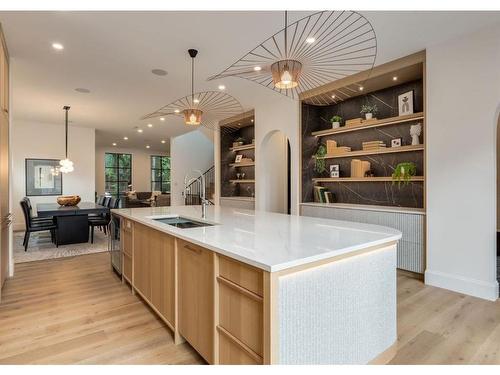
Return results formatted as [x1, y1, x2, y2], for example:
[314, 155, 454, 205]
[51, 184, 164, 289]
[105, 153, 132, 198]
[151, 155, 170, 193]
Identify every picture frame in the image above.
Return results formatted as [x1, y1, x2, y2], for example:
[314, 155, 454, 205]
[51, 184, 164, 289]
[25, 158, 63, 196]
[398, 90, 414, 116]
[234, 154, 243, 163]
[391, 138, 402, 148]
[330, 164, 340, 178]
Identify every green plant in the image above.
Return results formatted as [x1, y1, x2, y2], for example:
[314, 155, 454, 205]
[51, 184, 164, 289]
[314, 144, 327, 174]
[392, 162, 417, 187]
[360, 104, 378, 115]
[330, 115, 342, 123]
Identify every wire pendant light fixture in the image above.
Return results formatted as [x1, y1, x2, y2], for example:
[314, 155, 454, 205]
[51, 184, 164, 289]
[143, 49, 244, 132]
[57, 105, 74, 174]
[208, 11, 378, 102]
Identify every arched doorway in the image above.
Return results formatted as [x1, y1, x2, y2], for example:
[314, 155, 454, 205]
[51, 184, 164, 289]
[260, 130, 290, 214]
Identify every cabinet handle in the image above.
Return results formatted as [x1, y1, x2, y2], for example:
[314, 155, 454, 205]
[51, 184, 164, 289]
[183, 244, 202, 254]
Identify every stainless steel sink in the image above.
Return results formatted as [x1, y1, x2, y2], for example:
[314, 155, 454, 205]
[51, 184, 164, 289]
[152, 216, 214, 229]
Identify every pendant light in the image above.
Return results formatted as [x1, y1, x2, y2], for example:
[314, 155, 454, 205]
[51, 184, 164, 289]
[59, 105, 74, 173]
[182, 49, 203, 126]
[270, 11, 302, 89]
[208, 10, 378, 103]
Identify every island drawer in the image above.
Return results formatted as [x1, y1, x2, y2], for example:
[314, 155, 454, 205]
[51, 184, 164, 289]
[122, 218, 133, 232]
[218, 255, 263, 297]
[218, 326, 262, 365]
[217, 276, 263, 356]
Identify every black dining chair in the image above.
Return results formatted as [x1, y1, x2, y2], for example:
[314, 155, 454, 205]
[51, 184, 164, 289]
[20, 200, 57, 251]
[23, 197, 54, 225]
[96, 195, 105, 206]
[88, 197, 120, 243]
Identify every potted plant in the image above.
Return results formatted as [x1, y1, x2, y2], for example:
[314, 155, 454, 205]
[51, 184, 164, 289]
[233, 137, 245, 147]
[360, 104, 378, 120]
[314, 144, 327, 174]
[330, 115, 342, 129]
[392, 162, 417, 187]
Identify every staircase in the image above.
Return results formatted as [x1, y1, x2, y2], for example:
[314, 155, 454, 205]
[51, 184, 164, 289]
[184, 166, 215, 206]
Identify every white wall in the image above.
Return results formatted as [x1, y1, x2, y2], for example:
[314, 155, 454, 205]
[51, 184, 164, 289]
[95, 146, 169, 195]
[11, 120, 95, 230]
[426, 24, 500, 300]
[170, 129, 214, 206]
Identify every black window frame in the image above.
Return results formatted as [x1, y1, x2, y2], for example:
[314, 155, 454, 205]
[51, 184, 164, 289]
[104, 152, 132, 198]
[150, 155, 171, 193]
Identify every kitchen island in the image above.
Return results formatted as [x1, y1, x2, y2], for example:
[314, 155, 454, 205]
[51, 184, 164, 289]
[111, 205, 401, 365]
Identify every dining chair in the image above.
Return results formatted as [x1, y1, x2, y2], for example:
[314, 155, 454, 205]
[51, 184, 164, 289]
[23, 197, 54, 225]
[88, 198, 120, 243]
[97, 195, 105, 205]
[20, 200, 57, 251]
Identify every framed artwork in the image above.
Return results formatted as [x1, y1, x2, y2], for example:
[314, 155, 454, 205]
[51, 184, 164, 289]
[234, 154, 243, 163]
[330, 164, 340, 178]
[25, 159, 63, 196]
[398, 90, 414, 116]
[391, 138, 402, 148]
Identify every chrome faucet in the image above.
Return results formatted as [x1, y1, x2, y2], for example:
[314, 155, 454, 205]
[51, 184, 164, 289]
[183, 170, 209, 219]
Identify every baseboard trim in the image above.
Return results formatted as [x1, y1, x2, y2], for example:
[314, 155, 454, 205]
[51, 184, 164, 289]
[425, 269, 499, 301]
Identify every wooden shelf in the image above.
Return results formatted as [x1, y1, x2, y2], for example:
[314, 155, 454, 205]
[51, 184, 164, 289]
[312, 176, 424, 183]
[311, 112, 424, 137]
[230, 144, 255, 152]
[230, 179, 255, 184]
[229, 162, 255, 167]
[315, 144, 424, 159]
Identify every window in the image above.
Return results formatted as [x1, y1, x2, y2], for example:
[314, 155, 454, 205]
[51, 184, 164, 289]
[151, 155, 171, 193]
[105, 153, 132, 198]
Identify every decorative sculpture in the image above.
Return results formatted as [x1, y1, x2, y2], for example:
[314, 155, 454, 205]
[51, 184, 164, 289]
[410, 123, 422, 145]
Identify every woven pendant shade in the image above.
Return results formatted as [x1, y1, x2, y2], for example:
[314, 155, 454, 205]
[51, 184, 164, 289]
[271, 60, 302, 89]
[183, 108, 203, 126]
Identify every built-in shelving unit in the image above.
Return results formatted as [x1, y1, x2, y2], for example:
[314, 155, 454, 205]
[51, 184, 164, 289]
[299, 51, 427, 275]
[219, 110, 256, 206]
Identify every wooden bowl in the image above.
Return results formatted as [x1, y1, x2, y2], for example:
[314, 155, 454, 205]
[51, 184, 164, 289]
[57, 195, 81, 206]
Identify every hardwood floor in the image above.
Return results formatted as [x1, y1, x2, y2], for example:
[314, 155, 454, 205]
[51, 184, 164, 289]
[0, 253, 204, 364]
[0, 252, 499, 364]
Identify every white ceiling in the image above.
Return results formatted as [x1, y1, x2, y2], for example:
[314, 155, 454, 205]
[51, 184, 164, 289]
[1, 11, 499, 151]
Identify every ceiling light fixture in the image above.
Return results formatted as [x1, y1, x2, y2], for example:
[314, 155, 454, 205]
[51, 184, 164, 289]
[123, 136, 128, 140]
[208, 11, 377, 104]
[52, 42, 64, 50]
[146, 145, 150, 149]
[161, 140, 166, 144]
[359, 86, 364, 91]
[160, 117, 165, 121]
[142, 49, 243, 133]
[392, 76, 398, 81]
[218, 85, 226, 90]
[137, 129, 143, 133]
[147, 123, 153, 128]
[75, 88, 90, 93]
[112, 142, 117, 146]
[151, 69, 168, 76]
[331, 94, 336, 99]
[59, 106, 74, 173]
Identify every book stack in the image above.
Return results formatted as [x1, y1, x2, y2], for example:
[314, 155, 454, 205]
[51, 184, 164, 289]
[326, 140, 351, 155]
[362, 140, 386, 151]
[351, 159, 371, 178]
[345, 118, 363, 127]
[240, 157, 253, 164]
[313, 186, 335, 203]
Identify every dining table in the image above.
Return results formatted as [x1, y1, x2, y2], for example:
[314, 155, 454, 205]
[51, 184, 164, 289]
[36, 202, 109, 245]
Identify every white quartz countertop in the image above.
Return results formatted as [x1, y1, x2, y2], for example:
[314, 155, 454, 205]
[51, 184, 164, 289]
[112, 206, 402, 272]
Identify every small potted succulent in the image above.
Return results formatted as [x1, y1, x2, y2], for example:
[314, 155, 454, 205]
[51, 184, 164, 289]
[233, 137, 245, 148]
[330, 115, 343, 129]
[314, 144, 327, 174]
[360, 104, 378, 120]
[392, 162, 417, 187]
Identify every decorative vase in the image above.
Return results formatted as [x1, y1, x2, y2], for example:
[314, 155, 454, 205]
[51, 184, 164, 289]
[331, 121, 340, 128]
[365, 113, 373, 120]
[410, 123, 422, 145]
[57, 195, 81, 206]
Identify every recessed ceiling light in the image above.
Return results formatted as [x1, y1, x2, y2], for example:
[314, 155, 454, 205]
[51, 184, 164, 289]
[160, 117, 165, 121]
[331, 94, 336, 99]
[193, 99, 200, 103]
[137, 129, 143, 133]
[218, 85, 226, 90]
[52, 42, 64, 50]
[306, 37, 316, 44]
[161, 140, 166, 144]
[151, 69, 168, 76]
[359, 86, 364, 91]
[174, 109, 180, 113]
[251, 119, 254, 123]
[75, 88, 90, 93]
[146, 145, 150, 149]
[392, 76, 398, 81]
[123, 136, 128, 140]
[112, 142, 117, 146]
[254, 66, 262, 71]
[147, 123, 153, 128]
